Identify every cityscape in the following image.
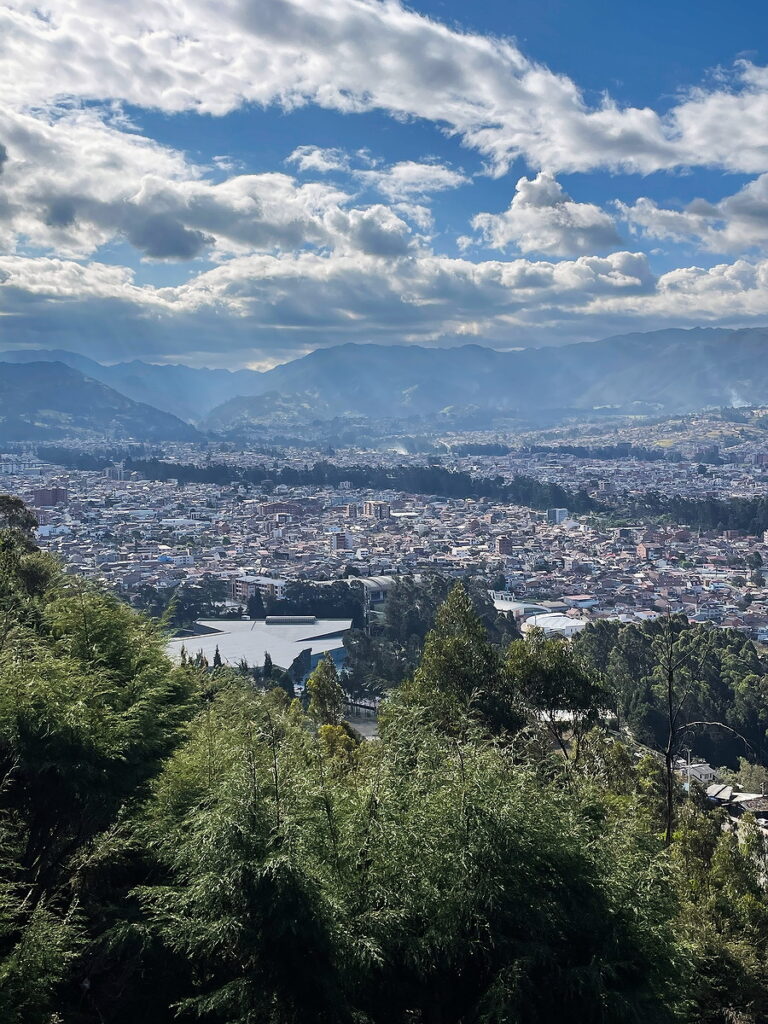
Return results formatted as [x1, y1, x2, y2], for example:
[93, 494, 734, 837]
[5, 417, 768, 659]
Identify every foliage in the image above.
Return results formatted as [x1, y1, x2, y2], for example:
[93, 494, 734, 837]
[1, 499, 768, 1023]
[306, 654, 345, 726]
[573, 617, 768, 767]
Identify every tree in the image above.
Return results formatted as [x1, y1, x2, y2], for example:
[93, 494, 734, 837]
[0, 495, 37, 538]
[262, 650, 273, 680]
[247, 589, 265, 619]
[505, 628, 605, 758]
[213, 645, 223, 668]
[394, 583, 522, 737]
[306, 654, 345, 726]
[0, 531, 196, 1022]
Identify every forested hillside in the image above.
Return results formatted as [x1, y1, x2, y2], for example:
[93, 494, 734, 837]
[2, 498, 768, 1023]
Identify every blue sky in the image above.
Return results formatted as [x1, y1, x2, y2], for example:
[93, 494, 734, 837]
[2, 0, 768, 367]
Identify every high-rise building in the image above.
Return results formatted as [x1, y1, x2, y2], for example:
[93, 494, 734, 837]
[547, 508, 568, 525]
[495, 535, 515, 555]
[229, 575, 286, 603]
[32, 486, 68, 507]
[329, 531, 356, 552]
[363, 500, 390, 520]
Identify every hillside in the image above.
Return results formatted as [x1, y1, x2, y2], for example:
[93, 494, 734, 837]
[0, 349, 264, 422]
[0, 362, 202, 441]
[4, 325, 768, 429]
[205, 326, 768, 428]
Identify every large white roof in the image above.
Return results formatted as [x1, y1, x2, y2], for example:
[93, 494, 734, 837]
[167, 617, 352, 670]
[521, 613, 587, 637]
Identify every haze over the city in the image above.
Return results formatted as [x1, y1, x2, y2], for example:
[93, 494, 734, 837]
[3, 0, 768, 368]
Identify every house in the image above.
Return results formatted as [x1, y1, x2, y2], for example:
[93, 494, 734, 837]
[675, 759, 717, 786]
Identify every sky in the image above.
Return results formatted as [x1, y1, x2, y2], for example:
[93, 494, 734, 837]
[2, 0, 768, 368]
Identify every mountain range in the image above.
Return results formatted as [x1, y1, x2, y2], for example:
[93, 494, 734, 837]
[0, 362, 200, 442]
[1, 325, 768, 438]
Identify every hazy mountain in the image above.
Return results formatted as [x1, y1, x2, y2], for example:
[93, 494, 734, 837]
[0, 362, 202, 441]
[0, 350, 264, 422]
[204, 390, 328, 431]
[203, 326, 768, 428]
[4, 326, 768, 430]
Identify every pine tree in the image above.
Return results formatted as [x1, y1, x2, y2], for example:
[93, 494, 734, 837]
[213, 645, 223, 668]
[395, 582, 520, 736]
[306, 654, 345, 726]
[247, 590, 266, 619]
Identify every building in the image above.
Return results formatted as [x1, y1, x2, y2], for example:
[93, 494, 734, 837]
[259, 501, 303, 517]
[495, 535, 516, 555]
[167, 615, 352, 680]
[0, 455, 44, 475]
[675, 759, 717, 786]
[363, 500, 391, 520]
[547, 508, 569, 525]
[329, 531, 355, 552]
[32, 486, 68, 507]
[563, 594, 598, 610]
[229, 574, 286, 603]
[521, 613, 587, 638]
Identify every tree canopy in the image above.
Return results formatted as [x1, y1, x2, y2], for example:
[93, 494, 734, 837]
[1, 507, 768, 1023]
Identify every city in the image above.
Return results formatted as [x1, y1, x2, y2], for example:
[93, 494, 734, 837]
[5, 422, 768, 662]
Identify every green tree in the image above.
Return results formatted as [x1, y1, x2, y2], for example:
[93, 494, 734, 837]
[306, 654, 345, 726]
[393, 583, 522, 737]
[505, 628, 605, 757]
[0, 531, 197, 1023]
[247, 589, 266, 619]
[0, 495, 37, 538]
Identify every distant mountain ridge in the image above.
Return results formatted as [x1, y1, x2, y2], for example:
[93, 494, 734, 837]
[206, 326, 768, 427]
[3, 326, 768, 430]
[0, 349, 265, 422]
[0, 362, 201, 442]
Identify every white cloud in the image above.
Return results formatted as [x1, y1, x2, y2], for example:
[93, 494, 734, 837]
[620, 174, 768, 253]
[287, 148, 468, 201]
[4, 244, 768, 366]
[0, 107, 427, 259]
[3, 0, 768, 368]
[355, 161, 468, 200]
[3, 0, 768, 175]
[286, 146, 351, 174]
[472, 172, 621, 256]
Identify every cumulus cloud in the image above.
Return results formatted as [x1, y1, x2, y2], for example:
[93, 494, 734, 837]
[288, 148, 468, 201]
[3, 0, 768, 175]
[287, 146, 352, 174]
[2, 0, 768, 366]
[355, 161, 468, 200]
[0, 107, 426, 259]
[620, 174, 768, 253]
[0, 245, 694, 365]
[3, 244, 767, 366]
[473, 172, 622, 256]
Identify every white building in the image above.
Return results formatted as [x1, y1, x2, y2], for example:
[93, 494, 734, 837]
[521, 613, 587, 638]
[167, 615, 352, 679]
